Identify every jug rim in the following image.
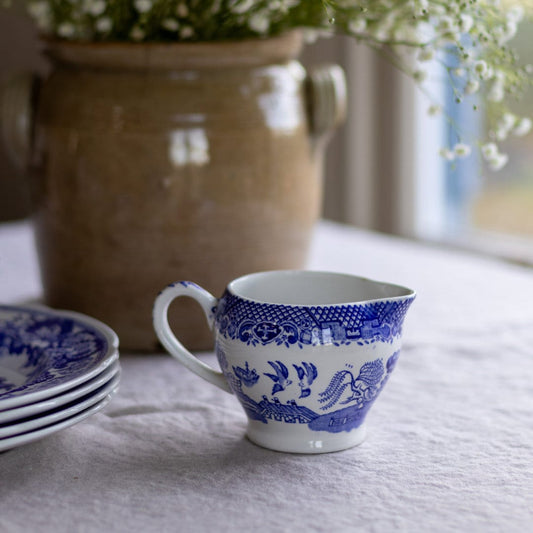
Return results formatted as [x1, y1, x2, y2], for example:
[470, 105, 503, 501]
[225, 270, 416, 307]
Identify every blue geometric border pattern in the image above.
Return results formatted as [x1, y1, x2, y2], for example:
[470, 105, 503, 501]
[214, 291, 414, 348]
[0, 306, 108, 399]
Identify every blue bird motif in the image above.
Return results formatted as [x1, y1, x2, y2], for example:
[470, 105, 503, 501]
[293, 362, 318, 398]
[264, 360, 292, 395]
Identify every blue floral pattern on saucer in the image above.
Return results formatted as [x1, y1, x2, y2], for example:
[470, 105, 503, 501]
[0, 305, 117, 409]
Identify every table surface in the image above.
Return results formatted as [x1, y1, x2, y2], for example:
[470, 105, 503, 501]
[1, 220, 532, 533]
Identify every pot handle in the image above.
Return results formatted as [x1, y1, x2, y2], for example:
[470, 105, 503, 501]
[306, 64, 347, 137]
[1, 72, 37, 171]
[153, 282, 232, 394]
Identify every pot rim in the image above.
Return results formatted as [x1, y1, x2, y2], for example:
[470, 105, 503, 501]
[41, 31, 304, 71]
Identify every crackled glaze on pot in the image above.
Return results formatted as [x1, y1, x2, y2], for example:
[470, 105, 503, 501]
[29, 33, 341, 350]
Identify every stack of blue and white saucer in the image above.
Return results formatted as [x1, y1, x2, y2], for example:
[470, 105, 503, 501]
[0, 305, 120, 452]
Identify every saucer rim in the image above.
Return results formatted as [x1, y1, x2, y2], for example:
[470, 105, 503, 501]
[0, 394, 113, 453]
[0, 370, 120, 439]
[0, 304, 119, 411]
[0, 361, 120, 424]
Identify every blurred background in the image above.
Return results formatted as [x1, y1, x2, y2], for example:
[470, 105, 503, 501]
[1, 8, 531, 264]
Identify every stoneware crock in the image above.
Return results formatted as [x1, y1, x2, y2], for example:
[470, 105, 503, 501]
[1, 32, 346, 351]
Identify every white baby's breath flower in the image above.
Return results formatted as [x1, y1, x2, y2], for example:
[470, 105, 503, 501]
[481, 143, 498, 160]
[437, 15, 455, 33]
[500, 20, 518, 44]
[487, 153, 509, 171]
[348, 18, 367, 34]
[474, 60, 488, 78]
[85, 0, 106, 16]
[480, 140, 508, 171]
[27, 1, 52, 30]
[176, 2, 189, 17]
[487, 70, 506, 101]
[229, 0, 254, 15]
[413, 69, 428, 83]
[302, 29, 320, 44]
[431, 4, 446, 17]
[488, 82, 505, 102]
[27, 0, 48, 18]
[58, 22, 76, 38]
[210, 0, 222, 14]
[416, 0, 429, 15]
[162, 18, 179, 32]
[499, 112, 517, 133]
[95, 17, 112, 33]
[249, 13, 270, 34]
[130, 26, 145, 41]
[493, 25, 506, 45]
[413, 21, 435, 45]
[439, 148, 456, 161]
[453, 143, 471, 158]
[418, 48, 435, 62]
[372, 22, 393, 42]
[134, 0, 152, 14]
[458, 14, 474, 33]
[180, 26, 195, 39]
[464, 79, 479, 95]
[483, 66, 494, 81]
[493, 129, 505, 142]
[507, 6, 524, 24]
[512, 118, 532, 137]
[15, 0, 529, 168]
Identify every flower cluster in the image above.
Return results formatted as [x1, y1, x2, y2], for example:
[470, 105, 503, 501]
[7, 0, 532, 169]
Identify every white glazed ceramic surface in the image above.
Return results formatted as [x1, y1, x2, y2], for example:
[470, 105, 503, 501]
[0, 361, 120, 424]
[0, 305, 119, 410]
[0, 394, 114, 453]
[0, 370, 120, 439]
[153, 271, 415, 454]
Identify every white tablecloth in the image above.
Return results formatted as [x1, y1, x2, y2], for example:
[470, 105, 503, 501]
[1, 220, 532, 533]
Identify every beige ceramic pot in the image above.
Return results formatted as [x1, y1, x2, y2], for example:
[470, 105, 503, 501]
[1, 31, 346, 351]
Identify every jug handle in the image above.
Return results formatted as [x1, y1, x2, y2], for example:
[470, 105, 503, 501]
[153, 282, 232, 394]
[306, 64, 347, 138]
[1, 72, 38, 171]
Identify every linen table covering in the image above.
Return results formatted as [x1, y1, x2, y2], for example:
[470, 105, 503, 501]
[0, 220, 532, 533]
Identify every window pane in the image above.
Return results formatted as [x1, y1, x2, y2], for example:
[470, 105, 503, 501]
[470, 20, 533, 238]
